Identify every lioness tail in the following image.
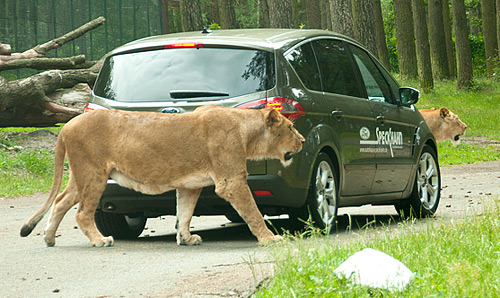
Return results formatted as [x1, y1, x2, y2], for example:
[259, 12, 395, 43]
[20, 133, 66, 237]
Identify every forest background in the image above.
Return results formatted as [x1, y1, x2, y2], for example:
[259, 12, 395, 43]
[0, 0, 499, 126]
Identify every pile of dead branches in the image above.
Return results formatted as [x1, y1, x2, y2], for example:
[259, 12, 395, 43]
[0, 17, 106, 127]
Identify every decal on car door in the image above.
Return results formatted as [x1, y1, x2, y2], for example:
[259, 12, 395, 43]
[359, 127, 403, 157]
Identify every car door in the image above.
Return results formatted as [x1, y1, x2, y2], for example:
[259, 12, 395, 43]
[349, 45, 416, 194]
[310, 39, 377, 196]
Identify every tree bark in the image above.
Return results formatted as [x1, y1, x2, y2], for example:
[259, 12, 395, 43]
[373, 0, 391, 71]
[217, 0, 237, 29]
[0, 69, 98, 127]
[306, 0, 322, 29]
[428, 0, 451, 80]
[442, 0, 456, 77]
[393, 0, 418, 79]
[321, 0, 332, 30]
[412, 0, 434, 92]
[352, 0, 377, 56]
[180, 0, 204, 32]
[481, 0, 498, 76]
[330, 0, 355, 38]
[269, 0, 293, 28]
[452, 0, 474, 89]
[260, 0, 270, 28]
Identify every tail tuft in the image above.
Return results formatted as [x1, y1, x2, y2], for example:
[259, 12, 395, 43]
[20, 224, 34, 237]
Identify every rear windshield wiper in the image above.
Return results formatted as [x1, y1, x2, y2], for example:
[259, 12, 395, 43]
[170, 90, 229, 99]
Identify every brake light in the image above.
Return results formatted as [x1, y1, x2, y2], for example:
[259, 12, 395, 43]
[236, 97, 305, 120]
[164, 43, 203, 49]
[84, 103, 108, 113]
[253, 190, 272, 196]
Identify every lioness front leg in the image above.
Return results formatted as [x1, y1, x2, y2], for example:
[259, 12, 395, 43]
[215, 178, 282, 245]
[176, 188, 202, 245]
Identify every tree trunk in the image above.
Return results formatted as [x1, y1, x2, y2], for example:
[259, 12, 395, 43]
[373, 0, 391, 71]
[452, 0, 474, 89]
[180, 0, 204, 32]
[481, 0, 498, 76]
[0, 68, 99, 127]
[329, 0, 355, 38]
[442, 0, 456, 77]
[351, 0, 377, 56]
[428, 0, 450, 80]
[260, 0, 270, 28]
[393, 0, 418, 79]
[412, 0, 434, 92]
[217, 0, 237, 29]
[306, 0, 322, 29]
[161, 0, 171, 34]
[269, 0, 293, 28]
[497, 0, 500, 56]
[321, 0, 332, 30]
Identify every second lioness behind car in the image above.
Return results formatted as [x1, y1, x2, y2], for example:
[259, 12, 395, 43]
[87, 29, 440, 239]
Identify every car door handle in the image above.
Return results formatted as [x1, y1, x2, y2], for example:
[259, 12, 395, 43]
[376, 115, 386, 123]
[331, 110, 344, 120]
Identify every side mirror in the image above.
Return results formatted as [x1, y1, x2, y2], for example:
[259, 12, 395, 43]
[399, 87, 420, 106]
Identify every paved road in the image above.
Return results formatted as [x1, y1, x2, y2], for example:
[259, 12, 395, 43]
[1, 161, 499, 298]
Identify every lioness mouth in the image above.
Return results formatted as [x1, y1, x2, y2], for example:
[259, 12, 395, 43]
[284, 152, 294, 161]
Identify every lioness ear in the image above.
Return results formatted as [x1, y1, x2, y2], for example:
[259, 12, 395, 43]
[440, 107, 450, 119]
[264, 108, 282, 127]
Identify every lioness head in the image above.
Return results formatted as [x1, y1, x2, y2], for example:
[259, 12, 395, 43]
[420, 107, 467, 143]
[262, 108, 305, 166]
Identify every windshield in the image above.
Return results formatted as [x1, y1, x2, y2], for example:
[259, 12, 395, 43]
[93, 47, 275, 102]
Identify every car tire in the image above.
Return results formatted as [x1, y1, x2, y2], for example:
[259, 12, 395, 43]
[291, 152, 339, 232]
[95, 210, 147, 239]
[395, 145, 441, 218]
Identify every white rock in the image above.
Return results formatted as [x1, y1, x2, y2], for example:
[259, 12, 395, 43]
[333, 248, 414, 291]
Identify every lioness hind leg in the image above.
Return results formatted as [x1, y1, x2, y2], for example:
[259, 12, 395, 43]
[215, 178, 282, 245]
[74, 180, 114, 247]
[176, 188, 202, 245]
[44, 178, 79, 247]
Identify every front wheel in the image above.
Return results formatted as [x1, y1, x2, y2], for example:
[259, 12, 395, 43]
[95, 210, 147, 239]
[290, 152, 339, 232]
[395, 145, 441, 218]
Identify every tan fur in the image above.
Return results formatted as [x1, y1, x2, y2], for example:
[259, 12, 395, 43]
[420, 107, 467, 143]
[20, 105, 305, 247]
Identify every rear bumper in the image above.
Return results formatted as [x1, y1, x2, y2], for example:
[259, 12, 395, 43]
[98, 174, 307, 217]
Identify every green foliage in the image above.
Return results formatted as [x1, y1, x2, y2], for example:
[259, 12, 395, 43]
[256, 203, 500, 297]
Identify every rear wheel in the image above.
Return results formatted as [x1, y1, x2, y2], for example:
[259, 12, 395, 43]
[95, 210, 147, 239]
[290, 153, 338, 232]
[395, 145, 441, 218]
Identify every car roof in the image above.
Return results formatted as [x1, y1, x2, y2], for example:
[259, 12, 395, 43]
[111, 29, 360, 55]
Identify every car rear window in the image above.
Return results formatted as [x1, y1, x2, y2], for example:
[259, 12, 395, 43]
[93, 47, 275, 102]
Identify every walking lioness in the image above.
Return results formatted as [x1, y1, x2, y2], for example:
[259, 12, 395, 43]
[20, 105, 305, 247]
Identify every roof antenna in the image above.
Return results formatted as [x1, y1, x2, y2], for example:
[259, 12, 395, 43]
[202, 28, 212, 34]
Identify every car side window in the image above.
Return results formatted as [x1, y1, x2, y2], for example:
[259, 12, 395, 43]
[285, 42, 322, 91]
[311, 39, 363, 98]
[350, 45, 393, 104]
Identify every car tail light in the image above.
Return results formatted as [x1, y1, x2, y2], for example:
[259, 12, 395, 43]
[253, 190, 272, 196]
[236, 97, 305, 121]
[84, 103, 108, 113]
[164, 43, 203, 49]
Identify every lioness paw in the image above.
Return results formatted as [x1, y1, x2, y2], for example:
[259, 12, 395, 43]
[44, 235, 56, 247]
[92, 236, 114, 247]
[258, 235, 283, 246]
[177, 234, 202, 246]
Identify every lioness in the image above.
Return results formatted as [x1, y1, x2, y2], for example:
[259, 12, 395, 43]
[420, 107, 467, 142]
[20, 105, 305, 247]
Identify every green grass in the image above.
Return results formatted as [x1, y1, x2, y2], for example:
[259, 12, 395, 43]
[256, 203, 500, 297]
[0, 126, 68, 198]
